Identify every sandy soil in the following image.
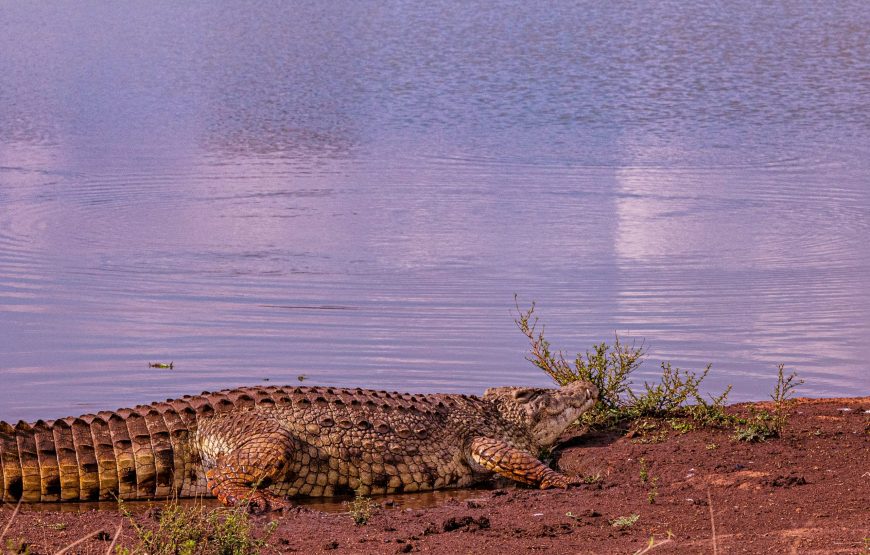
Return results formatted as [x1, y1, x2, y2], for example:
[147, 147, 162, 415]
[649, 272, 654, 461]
[1, 397, 867, 554]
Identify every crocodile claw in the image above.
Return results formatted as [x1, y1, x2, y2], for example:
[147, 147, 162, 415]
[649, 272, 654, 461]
[245, 491, 292, 514]
[540, 474, 585, 490]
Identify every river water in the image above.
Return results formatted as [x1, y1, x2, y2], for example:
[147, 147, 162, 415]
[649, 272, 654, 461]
[1, 1, 868, 421]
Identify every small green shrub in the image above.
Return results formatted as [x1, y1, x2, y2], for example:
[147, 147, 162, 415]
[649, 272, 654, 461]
[733, 422, 774, 442]
[668, 418, 695, 434]
[514, 299, 804, 441]
[647, 478, 659, 505]
[116, 499, 271, 555]
[628, 362, 715, 417]
[770, 364, 803, 434]
[514, 299, 642, 416]
[685, 387, 733, 427]
[514, 299, 730, 428]
[732, 406, 781, 442]
[638, 459, 658, 503]
[733, 366, 803, 442]
[346, 493, 378, 526]
[610, 514, 640, 528]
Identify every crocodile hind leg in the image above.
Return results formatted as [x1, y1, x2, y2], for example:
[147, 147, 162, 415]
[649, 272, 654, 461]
[469, 437, 583, 489]
[197, 412, 294, 513]
[205, 454, 291, 513]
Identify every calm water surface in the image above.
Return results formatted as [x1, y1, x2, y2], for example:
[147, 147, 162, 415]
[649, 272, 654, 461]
[1, 1, 869, 421]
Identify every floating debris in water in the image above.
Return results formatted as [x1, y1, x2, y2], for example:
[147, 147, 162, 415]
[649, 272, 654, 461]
[148, 362, 174, 369]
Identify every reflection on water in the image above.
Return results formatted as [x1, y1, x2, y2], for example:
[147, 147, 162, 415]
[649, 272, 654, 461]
[1, 1, 869, 421]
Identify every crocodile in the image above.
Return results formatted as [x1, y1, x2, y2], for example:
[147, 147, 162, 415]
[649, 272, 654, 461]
[0, 381, 597, 512]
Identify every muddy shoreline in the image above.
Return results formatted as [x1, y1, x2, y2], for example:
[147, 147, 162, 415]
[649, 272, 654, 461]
[1, 397, 867, 554]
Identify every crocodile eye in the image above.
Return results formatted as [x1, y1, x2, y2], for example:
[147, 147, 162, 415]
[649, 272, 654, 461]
[511, 388, 538, 403]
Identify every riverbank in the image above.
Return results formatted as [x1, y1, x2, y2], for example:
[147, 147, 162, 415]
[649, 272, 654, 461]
[1, 397, 867, 554]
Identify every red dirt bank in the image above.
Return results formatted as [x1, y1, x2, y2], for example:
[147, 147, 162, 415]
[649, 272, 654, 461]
[1, 397, 867, 554]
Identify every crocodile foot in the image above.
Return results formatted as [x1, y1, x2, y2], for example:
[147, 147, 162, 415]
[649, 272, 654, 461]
[539, 474, 585, 490]
[245, 490, 292, 514]
[470, 437, 585, 490]
[209, 479, 291, 513]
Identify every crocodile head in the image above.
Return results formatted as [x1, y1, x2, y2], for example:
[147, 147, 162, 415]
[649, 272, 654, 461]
[483, 381, 599, 449]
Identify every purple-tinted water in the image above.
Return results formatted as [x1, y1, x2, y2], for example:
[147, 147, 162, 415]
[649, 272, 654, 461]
[1, 1, 868, 421]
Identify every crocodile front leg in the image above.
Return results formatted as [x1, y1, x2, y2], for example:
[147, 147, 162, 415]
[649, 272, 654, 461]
[469, 437, 583, 489]
[197, 412, 294, 513]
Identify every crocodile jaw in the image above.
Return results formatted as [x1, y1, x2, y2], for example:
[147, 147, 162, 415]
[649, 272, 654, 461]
[483, 380, 598, 449]
[530, 381, 598, 448]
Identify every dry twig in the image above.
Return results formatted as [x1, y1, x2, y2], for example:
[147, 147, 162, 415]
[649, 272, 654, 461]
[633, 535, 674, 554]
[54, 529, 103, 555]
[0, 499, 23, 543]
[106, 522, 123, 555]
[707, 488, 718, 555]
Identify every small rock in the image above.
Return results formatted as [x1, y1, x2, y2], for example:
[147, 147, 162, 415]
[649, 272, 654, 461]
[766, 474, 807, 487]
[323, 540, 339, 550]
[398, 544, 414, 553]
[442, 515, 490, 532]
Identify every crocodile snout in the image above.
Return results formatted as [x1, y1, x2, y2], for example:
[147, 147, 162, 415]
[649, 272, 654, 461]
[560, 380, 599, 406]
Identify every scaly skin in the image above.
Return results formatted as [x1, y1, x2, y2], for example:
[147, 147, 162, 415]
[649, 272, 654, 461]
[0, 382, 597, 512]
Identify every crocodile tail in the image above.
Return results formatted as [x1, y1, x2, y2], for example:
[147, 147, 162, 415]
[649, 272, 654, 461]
[0, 416, 105, 502]
[0, 406, 199, 503]
[0, 386, 287, 503]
